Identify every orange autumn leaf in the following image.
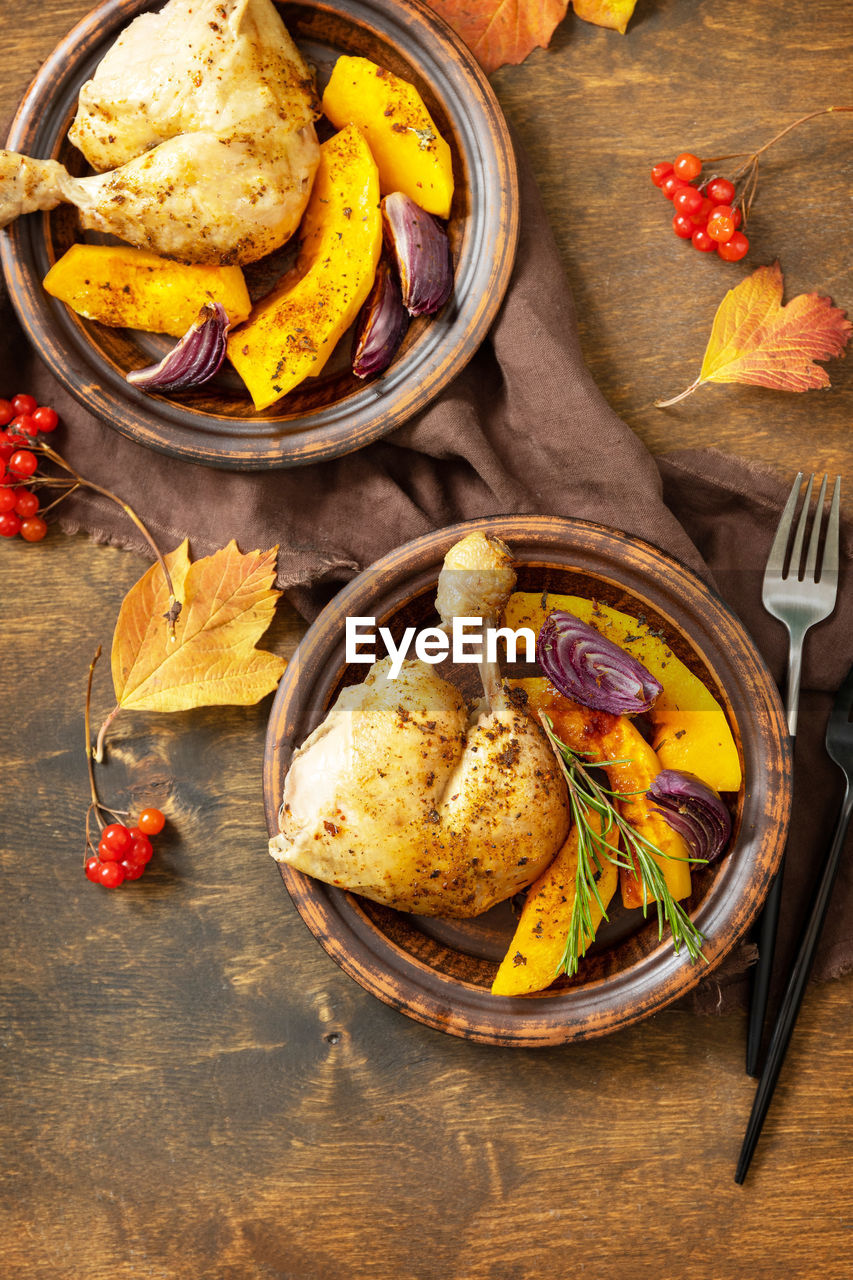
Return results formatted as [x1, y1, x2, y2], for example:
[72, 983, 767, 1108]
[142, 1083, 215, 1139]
[110, 539, 286, 713]
[427, 0, 569, 73]
[657, 262, 852, 407]
[572, 0, 637, 35]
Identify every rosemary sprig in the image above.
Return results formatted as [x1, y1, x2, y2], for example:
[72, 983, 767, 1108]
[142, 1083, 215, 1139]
[539, 714, 707, 977]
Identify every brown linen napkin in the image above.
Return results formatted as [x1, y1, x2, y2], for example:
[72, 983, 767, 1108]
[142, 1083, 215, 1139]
[1, 147, 850, 1010]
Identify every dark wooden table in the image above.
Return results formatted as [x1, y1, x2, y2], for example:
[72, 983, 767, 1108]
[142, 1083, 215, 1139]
[2, 2, 851, 1277]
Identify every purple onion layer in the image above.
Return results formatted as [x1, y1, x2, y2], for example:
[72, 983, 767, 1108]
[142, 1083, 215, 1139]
[649, 770, 732, 863]
[127, 302, 231, 392]
[537, 610, 663, 715]
[382, 191, 453, 317]
[352, 257, 409, 378]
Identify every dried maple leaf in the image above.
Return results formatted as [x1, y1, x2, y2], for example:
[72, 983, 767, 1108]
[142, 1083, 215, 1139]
[657, 262, 852, 407]
[109, 539, 286, 715]
[572, 0, 637, 35]
[427, 1, 569, 74]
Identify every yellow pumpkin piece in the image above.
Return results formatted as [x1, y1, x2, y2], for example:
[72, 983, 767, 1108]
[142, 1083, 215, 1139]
[491, 815, 618, 997]
[42, 245, 251, 337]
[504, 592, 742, 793]
[321, 55, 454, 218]
[226, 125, 382, 411]
[511, 677, 693, 907]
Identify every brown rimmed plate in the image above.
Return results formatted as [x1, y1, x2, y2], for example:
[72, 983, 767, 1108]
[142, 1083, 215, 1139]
[1, 0, 518, 469]
[263, 516, 792, 1046]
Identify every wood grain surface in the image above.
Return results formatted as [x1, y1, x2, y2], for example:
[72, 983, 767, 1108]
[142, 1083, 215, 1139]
[2, 1, 852, 1277]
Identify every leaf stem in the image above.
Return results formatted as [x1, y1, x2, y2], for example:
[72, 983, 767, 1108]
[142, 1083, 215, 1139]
[85, 648, 105, 837]
[654, 378, 702, 409]
[94, 705, 121, 765]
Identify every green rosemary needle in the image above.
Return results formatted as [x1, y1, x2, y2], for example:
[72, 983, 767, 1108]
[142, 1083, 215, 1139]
[538, 714, 707, 978]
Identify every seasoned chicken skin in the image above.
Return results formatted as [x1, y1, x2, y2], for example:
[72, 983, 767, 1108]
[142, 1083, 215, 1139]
[270, 534, 570, 917]
[0, 0, 320, 264]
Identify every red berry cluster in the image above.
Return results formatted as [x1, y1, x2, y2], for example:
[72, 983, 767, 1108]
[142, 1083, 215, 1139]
[0, 392, 59, 542]
[84, 808, 166, 888]
[651, 152, 749, 262]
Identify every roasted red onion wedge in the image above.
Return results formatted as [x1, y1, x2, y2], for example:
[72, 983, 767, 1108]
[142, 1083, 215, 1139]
[537, 610, 663, 715]
[382, 191, 453, 317]
[126, 302, 231, 392]
[649, 770, 732, 863]
[352, 257, 409, 378]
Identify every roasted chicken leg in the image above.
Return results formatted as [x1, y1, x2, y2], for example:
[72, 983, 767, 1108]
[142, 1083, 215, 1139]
[270, 534, 569, 916]
[0, 0, 319, 265]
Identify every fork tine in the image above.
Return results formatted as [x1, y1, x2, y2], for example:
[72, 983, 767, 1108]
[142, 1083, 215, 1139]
[765, 472, 804, 578]
[788, 473, 814, 579]
[821, 476, 842, 582]
[804, 474, 828, 578]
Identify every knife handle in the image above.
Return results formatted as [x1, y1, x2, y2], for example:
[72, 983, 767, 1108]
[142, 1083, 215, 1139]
[736, 783, 853, 1183]
[745, 860, 785, 1076]
[745, 732, 795, 1077]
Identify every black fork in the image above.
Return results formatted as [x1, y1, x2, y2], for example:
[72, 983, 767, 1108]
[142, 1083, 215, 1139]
[736, 661, 853, 1183]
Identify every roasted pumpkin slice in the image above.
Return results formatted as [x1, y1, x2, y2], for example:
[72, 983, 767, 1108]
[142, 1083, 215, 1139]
[43, 245, 251, 337]
[492, 811, 618, 997]
[227, 125, 382, 411]
[321, 55, 454, 218]
[504, 592, 742, 793]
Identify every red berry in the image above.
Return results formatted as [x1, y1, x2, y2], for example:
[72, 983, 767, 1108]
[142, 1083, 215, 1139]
[717, 230, 750, 261]
[31, 405, 59, 433]
[672, 212, 694, 240]
[100, 823, 133, 858]
[97, 861, 125, 888]
[9, 450, 37, 478]
[20, 516, 48, 543]
[10, 415, 37, 438]
[673, 185, 704, 217]
[690, 197, 714, 226]
[707, 207, 736, 243]
[673, 152, 702, 182]
[661, 174, 687, 200]
[0, 400, 12, 427]
[0, 511, 21, 537]
[730, 206, 742, 229]
[128, 830, 154, 864]
[691, 227, 716, 252]
[14, 489, 38, 517]
[119, 857, 147, 880]
[11, 394, 37, 417]
[706, 177, 736, 205]
[650, 161, 674, 188]
[0, 432, 15, 463]
[0, 488, 15, 513]
[85, 856, 102, 883]
[137, 807, 166, 836]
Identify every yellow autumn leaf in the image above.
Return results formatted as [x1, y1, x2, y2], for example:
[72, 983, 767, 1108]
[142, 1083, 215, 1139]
[657, 262, 851, 407]
[572, 0, 637, 35]
[110, 539, 286, 713]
